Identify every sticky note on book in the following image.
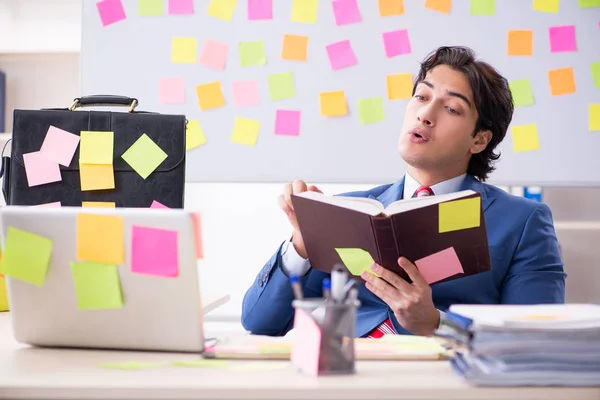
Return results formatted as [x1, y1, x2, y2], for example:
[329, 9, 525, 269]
[71, 261, 123, 310]
[121, 134, 168, 179]
[438, 197, 481, 233]
[77, 213, 124, 264]
[335, 248, 380, 277]
[0, 227, 52, 286]
[415, 247, 463, 284]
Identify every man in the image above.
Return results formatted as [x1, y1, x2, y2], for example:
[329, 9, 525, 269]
[241, 46, 566, 338]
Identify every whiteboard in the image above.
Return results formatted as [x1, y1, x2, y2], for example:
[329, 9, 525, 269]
[81, 0, 600, 186]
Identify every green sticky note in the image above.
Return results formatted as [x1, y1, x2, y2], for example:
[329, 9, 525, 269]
[71, 261, 123, 310]
[121, 134, 168, 179]
[172, 360, 232, 368]
[99, 361, 165, 370]
[0, 227, 52, 286]
[470, 0, 495, 15]
[578, 0, 600, 7]
[591, 62, 600, 89]
[438, 197, 481, 233]
[358, 97, 385, 124]
[139, 0, 163, 16]
[268, 72, 295, 100]
[335, 248, 380, 277]
[509, 79, 534, 107]
[239, 41, 266, 67]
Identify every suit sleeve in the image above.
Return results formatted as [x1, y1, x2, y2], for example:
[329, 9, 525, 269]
[241, 242, 327, 336]
[501, 204, 566, 304]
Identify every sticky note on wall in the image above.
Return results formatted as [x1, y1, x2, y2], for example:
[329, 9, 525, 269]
[549, 25, 577, 53]
[186, 120, 207, 150]
[509, 79, 534, 107]
[591, 62, 600, 89]
[438, 197, 481, 233]
[196, 81, 226, 110]
[507, 30, 533, 56]
[425, 0, 453, 14]
[578, 0, 600, 8]
[239, 41, 266, 67]
[248, 0, 273, 20]
[97, 0, 127, 26]
[320, 91, 347, 116]
[470, 0, 495, 15]
[326, 40, 357, 70]
[169, 0, 194, 15]
[512, 123, 540, 152]
[275, 110, 301, 136]
[590, 104, 600, 131]
[199, 40, 229, 70]
[77, 213, 124, 264]
[548, 67, 576, 96]
[533, 0, 559, 13]
[282, 34, 308, 62]
[0, 227, 52, 286]
[378, 0, 404, 16]
[358, 97, 385, 124]
[231, 117, 260, 146]
[382, 29, 411, 57]
[268, 72, 295, 100]
[139, 0, 163, 16]
[71, 261, 123, 310]
[208, 0, 238, 21]
[332, 0, 362, 26]
[387, 73, 413, 100]
[171, 37, 197, 64]
[291, 0, 318, 23]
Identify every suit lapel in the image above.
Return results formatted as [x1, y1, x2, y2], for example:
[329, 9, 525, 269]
[369, 177, 405, 205]
[461, 175, 495, 211]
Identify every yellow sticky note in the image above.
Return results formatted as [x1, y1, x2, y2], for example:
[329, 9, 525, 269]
[80, 163, 115, 191]
[82, 202, 116, 208]
[77, 213, 124, 264]
[0, 274, 8, 311]
[171, 37, 197, 64]
[507, 30, 533, 56]
[548, 67, 576, 96]
[208, 0, 237, 21]
[425, 0, 452, 14]
[378, 0, 404, 16]
[320, 91, 347, 116]
[186, 120, 207, 150]
[387, 73, 413, 100]
[291, 0, 318, 24]
[196, 81, 226, 110]
[0, 227, 52, 286]
[121, 134, 168, 179]
[282, 34, 308, 62]
[80, 131, 114, 165]
[335, 248, 380, 277]
[438, 197, 481, 233]
[71, 261, 123, 310]
[231, 117, 260, 146]
[533, 0, 559, 13]
[512, 124, 540, 152]
[590, 104, 600, 131]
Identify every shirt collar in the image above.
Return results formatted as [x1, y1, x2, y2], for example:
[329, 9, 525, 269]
[402, 171, 467, 199]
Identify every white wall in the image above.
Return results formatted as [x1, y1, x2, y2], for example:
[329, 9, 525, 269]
[2, 0, 599, 323]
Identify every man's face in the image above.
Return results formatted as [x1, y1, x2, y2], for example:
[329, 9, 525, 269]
[398, 64, 488, 174]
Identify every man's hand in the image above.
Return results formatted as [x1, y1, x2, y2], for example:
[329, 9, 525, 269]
[361, 257, 440, 336]
[277, 180, 322, 259]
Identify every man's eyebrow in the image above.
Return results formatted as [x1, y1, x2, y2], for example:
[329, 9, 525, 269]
[418, 80, 472, 109]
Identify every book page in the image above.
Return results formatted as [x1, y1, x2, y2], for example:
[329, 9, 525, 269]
[295, 191, 384, 216]
[384, 190, 477, 215]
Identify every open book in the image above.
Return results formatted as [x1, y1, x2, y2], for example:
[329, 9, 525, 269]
[290, 190, 491, 284]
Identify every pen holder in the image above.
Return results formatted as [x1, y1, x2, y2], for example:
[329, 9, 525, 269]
[291, 298, 360, 376]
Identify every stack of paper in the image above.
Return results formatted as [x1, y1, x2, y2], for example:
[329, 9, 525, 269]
[436, 304, 600, 386]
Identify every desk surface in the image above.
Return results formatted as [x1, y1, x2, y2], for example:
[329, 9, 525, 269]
[0, 314, 598, 400]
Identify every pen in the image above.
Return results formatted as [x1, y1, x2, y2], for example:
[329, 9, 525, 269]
[289, 274, 304, 300]
[331, 264, 348, 303]
[322, 277, 331, 300]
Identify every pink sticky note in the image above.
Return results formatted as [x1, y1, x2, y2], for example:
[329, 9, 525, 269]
[248, 0, 273, 20]
[383, 29, 411, 57]
[151, 200, 169, 209]
[332, 0, 362, 26]
[131, 226, 179, 277]
[33, 202, 61, 208]
[290, 309, 321, 376]
[199, 40, 229, 70]
[415, 247, 464, 285]
[159, 77, 185, 104]
[169, 0, 194, 14]
[23, 151, 62, 187]
[96, 0, 126, 26]
[232, 80, 260, 107]
[39, 126, 80, 167]
[549, 25, 577, 53]
[326, 40, 357, 70]
[275, 110, 301, 136]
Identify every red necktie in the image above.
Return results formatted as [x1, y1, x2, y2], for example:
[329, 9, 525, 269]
[366, 186, 434, 339]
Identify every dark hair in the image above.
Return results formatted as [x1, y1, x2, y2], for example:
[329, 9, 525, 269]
[413, 46, 514, 181]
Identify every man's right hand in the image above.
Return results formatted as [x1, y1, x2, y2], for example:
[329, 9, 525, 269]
[278, 179, 323, 259]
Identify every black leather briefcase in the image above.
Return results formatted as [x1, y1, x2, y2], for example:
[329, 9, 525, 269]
[2, 95, 186, 208]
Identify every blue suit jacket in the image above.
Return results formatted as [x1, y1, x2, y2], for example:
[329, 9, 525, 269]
[241, 175, 566, 337]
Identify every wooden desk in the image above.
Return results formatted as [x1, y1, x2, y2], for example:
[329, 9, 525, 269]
[0, 314, 598, 400]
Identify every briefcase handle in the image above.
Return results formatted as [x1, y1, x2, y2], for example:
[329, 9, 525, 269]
[69, 95, 138, 112]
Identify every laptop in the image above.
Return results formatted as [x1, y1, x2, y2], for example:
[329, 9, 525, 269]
[0, 206, 205, 353]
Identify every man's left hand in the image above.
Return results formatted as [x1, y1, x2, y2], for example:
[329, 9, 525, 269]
[361, 257, 440, 336]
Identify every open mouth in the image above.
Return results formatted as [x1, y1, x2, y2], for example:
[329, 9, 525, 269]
[409, 129, 429, 142]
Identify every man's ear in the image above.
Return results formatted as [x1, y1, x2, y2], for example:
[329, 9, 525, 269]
[470, 130, 492, 155]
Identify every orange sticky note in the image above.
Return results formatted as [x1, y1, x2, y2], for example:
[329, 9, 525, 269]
[425, 0, 452, 14]
[79, 164, 115, 191]
[196, 81, 226, 110]
[387, 73, 413, 100]
[77, 213, 124, 264]
[282, 34, 308, 61]
[548, 67, 576, 96]
[378, 0, 404, 16]
[320, 91, 347, 116]
[82, 201, 116, 208]
[192, 212, 204, 259]
[507, 30, 533, 56]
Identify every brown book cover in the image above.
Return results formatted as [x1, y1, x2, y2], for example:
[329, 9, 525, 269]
[290, 190, 491, 285]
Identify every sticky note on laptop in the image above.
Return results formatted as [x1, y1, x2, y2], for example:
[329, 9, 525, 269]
[0, 227, 52, 286]
[77, 213, 124, 264]
[131, 226, 179, 277]
[71, 261, 123, 310]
